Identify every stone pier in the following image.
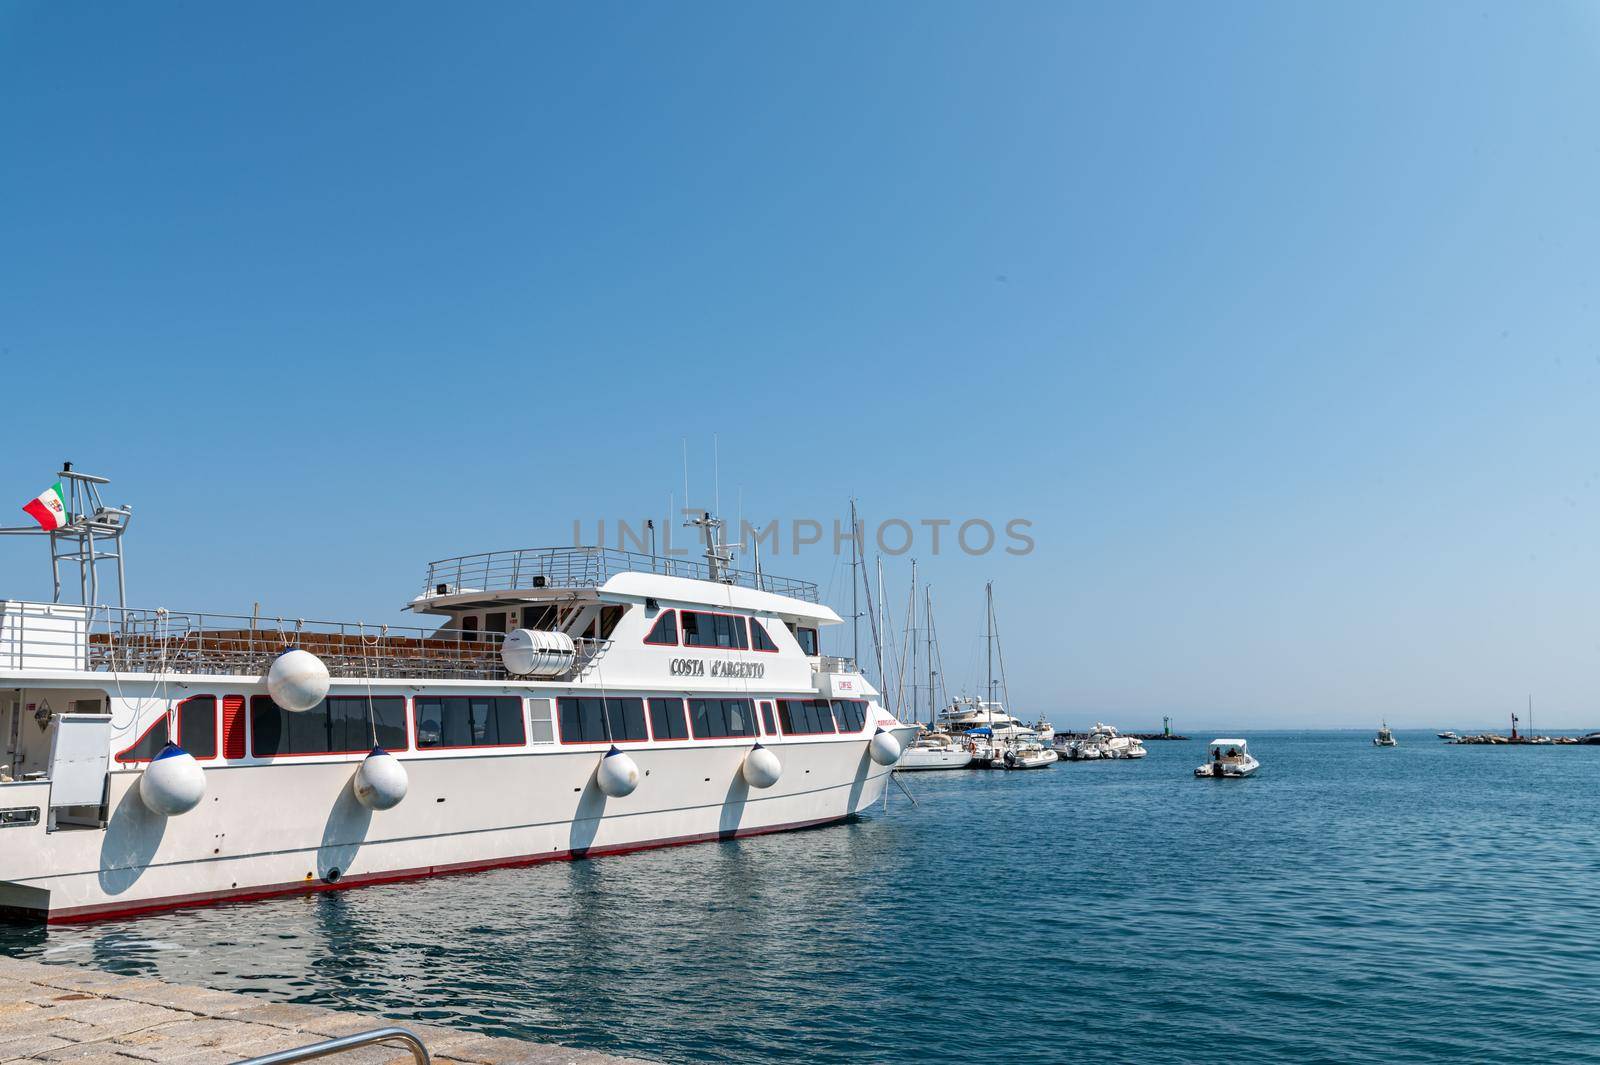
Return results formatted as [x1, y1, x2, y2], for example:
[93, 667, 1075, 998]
[0, 956, 644, 1065]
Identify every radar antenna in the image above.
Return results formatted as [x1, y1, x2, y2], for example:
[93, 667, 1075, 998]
[0, 462, 132, 607]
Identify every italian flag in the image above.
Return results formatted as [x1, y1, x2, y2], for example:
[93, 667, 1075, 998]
[22, 483, 70, 531]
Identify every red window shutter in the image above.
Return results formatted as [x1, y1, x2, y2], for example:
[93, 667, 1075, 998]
[222, 695, 246, 759]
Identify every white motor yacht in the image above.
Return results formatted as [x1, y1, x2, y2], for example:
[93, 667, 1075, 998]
[1001, 741, 1056, 770]
[0, 470, 917, 924]
[1194, 738, 1259, 779]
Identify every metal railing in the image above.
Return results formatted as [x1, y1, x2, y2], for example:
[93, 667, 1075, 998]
[819, 655, 858, 673]
[422, 546, 820, 603]
[240, 1026, 429, 1065]
[0, 600, 611, 682]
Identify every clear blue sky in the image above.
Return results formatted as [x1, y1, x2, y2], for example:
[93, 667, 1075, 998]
[3, 2, 1597, 729]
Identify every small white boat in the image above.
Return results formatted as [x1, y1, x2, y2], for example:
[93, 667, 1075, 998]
[1194, 738, 1259, 779]
[1373, 723, 1397, 747]
[896, 732, 974, 771]
[1001, 741, 1056, 770]
[1437, 731, 1457, 741]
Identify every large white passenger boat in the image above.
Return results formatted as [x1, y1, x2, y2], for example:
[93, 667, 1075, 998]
[0, 469, 913, 923]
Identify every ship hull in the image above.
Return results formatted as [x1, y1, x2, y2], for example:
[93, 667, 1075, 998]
[0, 728, 910, 924]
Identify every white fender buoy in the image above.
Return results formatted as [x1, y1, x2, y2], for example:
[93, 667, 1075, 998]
[352, 747, 408, 810]
[596, 745, 640, 798]
[267, 648, 330, 712]
[869, 727, 903, 766]
[139, 743, 206, 816]
[742, 743, 783, 789]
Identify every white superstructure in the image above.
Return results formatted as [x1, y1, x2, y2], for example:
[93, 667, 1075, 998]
[0, 473, 913, 923]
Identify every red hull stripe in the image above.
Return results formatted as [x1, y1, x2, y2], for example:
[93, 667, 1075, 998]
[45, 813, 849, 924]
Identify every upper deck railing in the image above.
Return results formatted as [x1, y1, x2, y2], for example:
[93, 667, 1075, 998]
[422, 546, 820, 604]
[0, 600, 609, 682]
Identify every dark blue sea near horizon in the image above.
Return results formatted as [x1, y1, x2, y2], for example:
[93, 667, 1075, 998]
[6, 731, 1600, 1063]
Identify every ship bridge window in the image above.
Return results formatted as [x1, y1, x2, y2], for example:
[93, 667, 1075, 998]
[786, 625, 819, 656]
[777, 698, 837, 736]
[115, 696, 218, 762]
[831, 699, 867, 733]
[485, 613, 508, 639]
[643, 610, 678, 646]
[522, 604, 562, 631]
[414, 696, 525, 749]
[649, 697, 690, 740]
[688, 698, 757, 739]
[250, 695, 408, 757]
[749, 619, 779, 653]
[558, 697, 649, 744]
[681, 611, 748, 650]
[595, 605, 630, 640]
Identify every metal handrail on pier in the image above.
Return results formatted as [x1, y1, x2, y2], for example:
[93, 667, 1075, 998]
[239, 1026, 430, 1065]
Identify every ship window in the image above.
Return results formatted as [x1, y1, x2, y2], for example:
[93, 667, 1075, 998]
[749, 619, 779, 653]
[794, 627, 819, 656]
[760, 700, 777, 736]
[606, 697, 649, 742]
[522, 604, 561, 630]
[643, 611, 678, 646]
[527, 699, 556, 744]
[115, 716, 169, 762]
[688, 698, 757, 739]
[778, 698, 837, 736]
[114, 696, 218, 762]
[250, 695, 408, 756]
[649, 697, 690, 740]
[485, 612, 508, 638]
[680, 611, 749, 650]
[414, 696, 525, 748]
[462, 616, 480, 642]
[223, 695, 247, 759]
[595, 605, 630, 640]
[180, 696, 218, 759]
[557, 697, 648, 743]
[831, 699, 867, 733]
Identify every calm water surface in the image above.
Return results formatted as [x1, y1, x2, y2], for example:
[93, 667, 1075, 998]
[5, 732, 1600, 1063]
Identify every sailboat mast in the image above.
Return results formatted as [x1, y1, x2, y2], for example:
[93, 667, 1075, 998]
[925, 585, 935, 728]
[909, 559, 918, 727]
[849, 498, 860, 668]
[986, 581, 994, 733]
[876, 556, 886, 708]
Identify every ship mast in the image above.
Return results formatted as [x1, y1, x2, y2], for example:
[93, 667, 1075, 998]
[0, 462, 132, 608]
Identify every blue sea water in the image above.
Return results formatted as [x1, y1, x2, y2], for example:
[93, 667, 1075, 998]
[5, 731, 1600, 1063]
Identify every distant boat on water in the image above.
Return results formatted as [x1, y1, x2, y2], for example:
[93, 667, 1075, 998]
[1374, 722, 1397, 747]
